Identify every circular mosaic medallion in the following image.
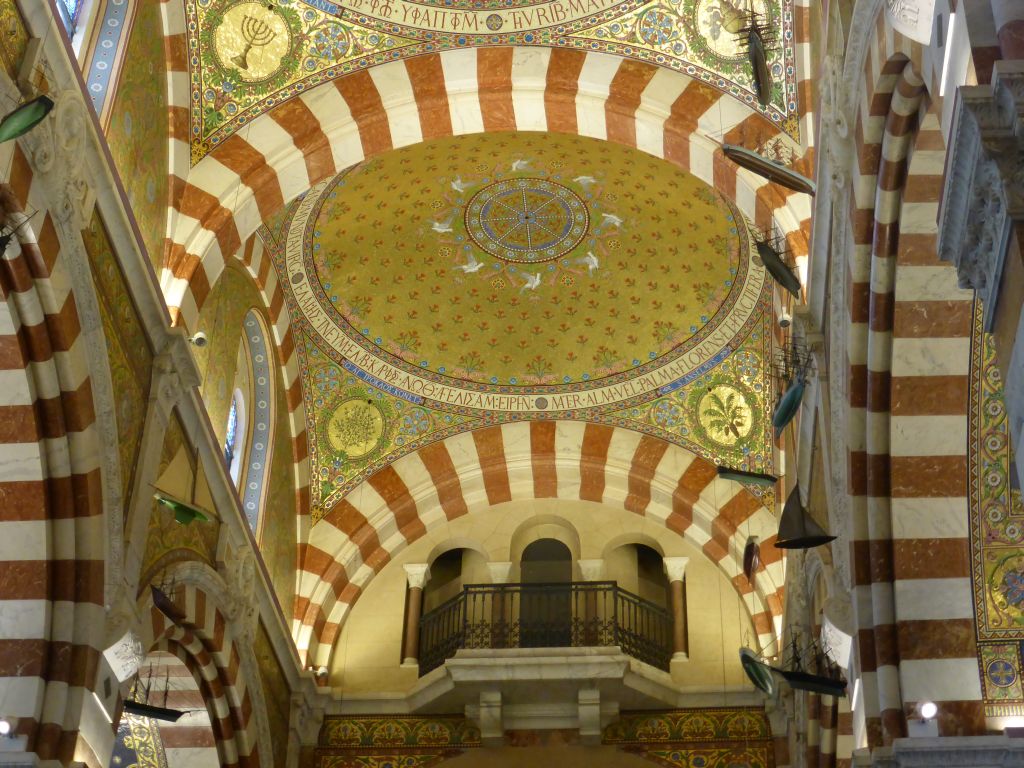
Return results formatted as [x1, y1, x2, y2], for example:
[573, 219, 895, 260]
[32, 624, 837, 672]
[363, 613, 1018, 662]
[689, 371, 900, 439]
[464, 178, 588, 264]
[213, 2, 292, 82]
[326, 399, 384, 459]
[987, 659, 1017, 688]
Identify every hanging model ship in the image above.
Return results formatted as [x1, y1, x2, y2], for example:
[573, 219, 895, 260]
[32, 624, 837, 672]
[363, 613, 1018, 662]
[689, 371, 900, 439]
[741, 635, 847, 698]
[736, 10, 774, 107]
[774, 486, 836, 549]
[771, 335, 815, 432]
[721, 142, 817, 196]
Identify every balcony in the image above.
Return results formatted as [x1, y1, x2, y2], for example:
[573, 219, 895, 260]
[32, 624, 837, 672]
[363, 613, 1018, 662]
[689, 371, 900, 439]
[418, 581, 673, 676]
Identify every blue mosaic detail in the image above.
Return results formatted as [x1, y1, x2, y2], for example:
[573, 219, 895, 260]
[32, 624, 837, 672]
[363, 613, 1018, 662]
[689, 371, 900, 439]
[85, 0, 130, 114]
[341, 359, 423, 404]
[657, 347, 732, 396]
[241, 311, 273, 534]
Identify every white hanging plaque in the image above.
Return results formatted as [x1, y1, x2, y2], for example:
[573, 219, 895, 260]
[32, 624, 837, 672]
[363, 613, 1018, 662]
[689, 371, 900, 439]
[885, 0, 937, 44]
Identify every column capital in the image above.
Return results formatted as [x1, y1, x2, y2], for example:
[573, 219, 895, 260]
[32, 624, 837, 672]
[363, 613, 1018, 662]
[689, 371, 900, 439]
[577, 559, 605, 581]
[938, 61, 1024, 330]
[403, 563, 431, 589]
[486, 561, 513, 584]
[663, 556, 690, 583]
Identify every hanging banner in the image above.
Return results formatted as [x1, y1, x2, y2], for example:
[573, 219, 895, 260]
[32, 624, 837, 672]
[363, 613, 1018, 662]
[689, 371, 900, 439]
[885, 0, 937, 44]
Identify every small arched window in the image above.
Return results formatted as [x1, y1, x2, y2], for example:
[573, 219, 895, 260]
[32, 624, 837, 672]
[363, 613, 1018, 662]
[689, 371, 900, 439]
[57, 0, 84, 33]
[225, 389, 246, 485]
[240, 310, 274, 535]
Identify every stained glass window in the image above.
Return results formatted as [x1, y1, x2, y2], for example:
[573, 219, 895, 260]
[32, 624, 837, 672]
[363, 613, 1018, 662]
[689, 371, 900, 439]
[224, 398, 238, 467]
[57, 0, 84, 32]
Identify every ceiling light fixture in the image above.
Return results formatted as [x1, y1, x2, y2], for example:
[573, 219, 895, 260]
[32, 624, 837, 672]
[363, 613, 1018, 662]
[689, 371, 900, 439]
[0, 96, 53, 144]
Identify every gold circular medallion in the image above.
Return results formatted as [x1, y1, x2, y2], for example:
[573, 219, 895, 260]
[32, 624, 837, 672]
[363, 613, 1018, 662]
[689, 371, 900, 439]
[697, 384, 753, 447]
[327, 399, 384, 459]
[214, 2, 291, 82]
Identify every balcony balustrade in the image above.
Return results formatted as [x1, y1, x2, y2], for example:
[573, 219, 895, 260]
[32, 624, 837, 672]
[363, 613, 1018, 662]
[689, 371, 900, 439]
[418, 581, 673, 675]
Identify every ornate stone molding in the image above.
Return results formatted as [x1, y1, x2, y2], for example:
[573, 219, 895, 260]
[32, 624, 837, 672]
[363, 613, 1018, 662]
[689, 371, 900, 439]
[870, 736, 1024, 766]
[152, 328, 202, 420]
[938, 61, 1024, 330]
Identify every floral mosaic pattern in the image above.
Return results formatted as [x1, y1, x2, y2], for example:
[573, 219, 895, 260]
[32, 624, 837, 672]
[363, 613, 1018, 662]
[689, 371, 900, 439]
[603, 707, 770, 742]
[187, 0, 799, 160]
[106, 0, 169, 267]
[109, 714, 170, 768]
[321, 716, 482, 747]
[83, 212, 151, 513]
[266, 134, 774, 514]
[307, 133, 740, 386]
[0, 0, 28, 81]
[969, 300, 1024, 716]
[313, 710, 771, 768]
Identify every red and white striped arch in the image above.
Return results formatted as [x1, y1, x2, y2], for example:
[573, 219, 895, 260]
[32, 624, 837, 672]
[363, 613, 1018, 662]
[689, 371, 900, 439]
[161, 47, 815, 330]
[841, 7, 983, 746]
[0, 156, 108, 763]
[140, 579, 265, 768]
[296, 421, 787, 668]
[133, 651, 219, 767]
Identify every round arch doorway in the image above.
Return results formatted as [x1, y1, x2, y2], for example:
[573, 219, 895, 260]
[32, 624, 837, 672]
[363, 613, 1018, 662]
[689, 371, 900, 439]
[519, 538, 573, 648]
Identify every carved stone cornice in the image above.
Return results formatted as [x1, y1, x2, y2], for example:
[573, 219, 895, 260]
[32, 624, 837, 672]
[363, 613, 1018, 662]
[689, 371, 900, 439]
[151, 328, 202, 420]
[938, 61, 1024, 330]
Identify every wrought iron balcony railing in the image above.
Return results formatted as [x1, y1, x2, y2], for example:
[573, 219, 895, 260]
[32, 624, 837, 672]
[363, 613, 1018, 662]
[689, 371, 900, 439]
[418, 581, 673, 675]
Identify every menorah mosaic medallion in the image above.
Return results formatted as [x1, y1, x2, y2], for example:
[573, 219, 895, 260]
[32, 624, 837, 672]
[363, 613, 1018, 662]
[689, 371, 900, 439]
[213, 1, 292, 82]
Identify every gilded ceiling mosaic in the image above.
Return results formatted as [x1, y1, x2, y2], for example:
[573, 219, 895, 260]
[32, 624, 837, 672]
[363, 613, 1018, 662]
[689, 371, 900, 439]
[262, 133, 774, 517]
[969, 301, 1024, 717]
[188, 0, 800, 160]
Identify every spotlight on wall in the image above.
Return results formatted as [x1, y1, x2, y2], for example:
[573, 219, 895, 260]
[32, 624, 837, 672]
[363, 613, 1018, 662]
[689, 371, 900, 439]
[0, 719, 11, 736]
[188, 331, 208, 348]
[908, 700, 939, 737]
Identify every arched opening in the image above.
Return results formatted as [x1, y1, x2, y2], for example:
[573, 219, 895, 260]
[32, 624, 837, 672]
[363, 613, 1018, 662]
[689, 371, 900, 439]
[520, 538, 573, 648]
[421, 547, 489, 615]
[111, 652, 218, 768]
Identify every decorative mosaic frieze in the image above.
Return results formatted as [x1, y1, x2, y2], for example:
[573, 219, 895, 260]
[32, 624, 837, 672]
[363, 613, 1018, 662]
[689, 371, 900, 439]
[188, 0, 801, 161]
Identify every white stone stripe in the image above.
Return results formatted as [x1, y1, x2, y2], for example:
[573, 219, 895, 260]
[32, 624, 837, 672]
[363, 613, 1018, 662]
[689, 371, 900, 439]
[575, 53, 619, 140]
[899, 657, 983, 702]
[890, 415, 966, 456]
[368, 62, 423, 149]
[635, 68, 690, 158]
[893, 265, 970, 302]
[893, 577, 974, 621]
[892, 497, 969, 539]
[510, 47, 551, 131]
[441, 49, 485, 134]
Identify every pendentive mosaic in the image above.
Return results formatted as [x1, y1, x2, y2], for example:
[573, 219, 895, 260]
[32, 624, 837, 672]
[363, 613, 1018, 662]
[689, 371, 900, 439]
[969, 300, 1024, 717]
[188, 0, 801, 161]
[262, 133, 774, 517]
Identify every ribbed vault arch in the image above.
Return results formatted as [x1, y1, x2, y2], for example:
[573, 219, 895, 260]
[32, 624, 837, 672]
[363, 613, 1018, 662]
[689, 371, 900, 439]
[162, 47, 814, 330]
[297, 421, 786, 668]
